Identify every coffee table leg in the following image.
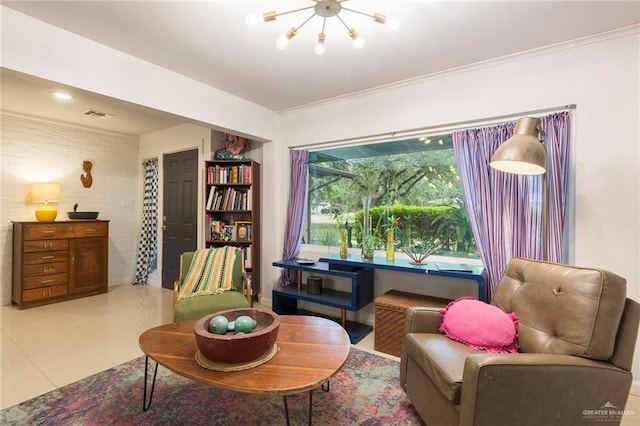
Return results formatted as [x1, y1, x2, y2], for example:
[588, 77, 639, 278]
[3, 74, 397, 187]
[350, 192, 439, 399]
[283, 395, 290, 425]
[143, 356, 159, 411]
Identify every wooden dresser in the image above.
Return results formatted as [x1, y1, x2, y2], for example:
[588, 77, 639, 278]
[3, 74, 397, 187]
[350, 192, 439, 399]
[12, 220, 109, 309]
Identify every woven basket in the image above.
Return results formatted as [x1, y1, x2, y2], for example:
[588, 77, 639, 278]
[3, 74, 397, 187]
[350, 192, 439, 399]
[374, 290, 450, 357]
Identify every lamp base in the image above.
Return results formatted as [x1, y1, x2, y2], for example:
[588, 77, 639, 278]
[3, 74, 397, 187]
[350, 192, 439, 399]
[35, 206, 57, 222]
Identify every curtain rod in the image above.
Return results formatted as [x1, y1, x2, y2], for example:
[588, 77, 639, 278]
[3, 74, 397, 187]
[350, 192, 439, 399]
[291, 104, 576, 150]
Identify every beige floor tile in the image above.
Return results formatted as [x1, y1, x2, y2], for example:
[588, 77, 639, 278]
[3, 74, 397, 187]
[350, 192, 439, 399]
[0, 331, 55, 409]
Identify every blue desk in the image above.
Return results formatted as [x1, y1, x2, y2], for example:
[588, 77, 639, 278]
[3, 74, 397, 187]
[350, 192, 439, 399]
[319, 254, 487, 302]
[272, 259, 374, 344]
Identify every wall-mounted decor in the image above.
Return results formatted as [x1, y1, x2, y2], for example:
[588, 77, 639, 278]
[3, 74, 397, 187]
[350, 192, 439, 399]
[81, 160, 93, 188]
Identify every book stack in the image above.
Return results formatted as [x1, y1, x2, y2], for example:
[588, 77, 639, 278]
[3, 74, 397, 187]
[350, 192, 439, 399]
[206, 187, 252, 211]
[206, 164, 252, 184]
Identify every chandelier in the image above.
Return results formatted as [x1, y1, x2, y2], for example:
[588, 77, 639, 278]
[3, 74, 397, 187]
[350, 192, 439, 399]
[246, 0, 400, 55]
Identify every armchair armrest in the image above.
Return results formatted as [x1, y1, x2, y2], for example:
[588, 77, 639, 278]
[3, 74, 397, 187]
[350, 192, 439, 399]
[459, 353, 632, 426]
[242, 273, 253, 307]
[172, 279, 182, 322]
[404, 306, 443, 334]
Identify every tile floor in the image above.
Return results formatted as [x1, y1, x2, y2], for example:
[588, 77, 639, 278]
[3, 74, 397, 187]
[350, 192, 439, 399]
[1, 284, 639, 425]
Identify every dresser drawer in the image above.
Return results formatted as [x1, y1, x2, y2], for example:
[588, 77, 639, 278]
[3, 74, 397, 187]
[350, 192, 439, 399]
[71, 222, 108, 238]
[23, 273, 68, 290]
[23, 250, 69, 265]
[24, 239, 69, 253]
[23, 222, 108, 240]
[22, 284, 68, 303]
[23, 225, 76, 240]
[23, 261, 69, 278]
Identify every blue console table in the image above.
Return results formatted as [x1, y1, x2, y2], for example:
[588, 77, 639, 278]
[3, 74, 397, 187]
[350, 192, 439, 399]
[272, 259, 374, 344]
[318, 254, 488, 302]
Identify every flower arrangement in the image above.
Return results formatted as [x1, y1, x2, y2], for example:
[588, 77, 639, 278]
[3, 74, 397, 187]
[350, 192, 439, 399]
[401, 214, 439, 265]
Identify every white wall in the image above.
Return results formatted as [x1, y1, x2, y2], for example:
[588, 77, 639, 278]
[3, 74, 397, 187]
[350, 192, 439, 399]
[0, 113, 140, 303]
[268, 27, 640, 379]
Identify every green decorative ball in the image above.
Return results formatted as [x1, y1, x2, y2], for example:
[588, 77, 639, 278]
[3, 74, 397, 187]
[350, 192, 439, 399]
[208, 315, 229, 335]
[235, 315, 257, 333]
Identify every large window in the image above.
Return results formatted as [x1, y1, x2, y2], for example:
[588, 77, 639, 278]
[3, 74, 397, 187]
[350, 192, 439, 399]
[306, 134, 478, 259]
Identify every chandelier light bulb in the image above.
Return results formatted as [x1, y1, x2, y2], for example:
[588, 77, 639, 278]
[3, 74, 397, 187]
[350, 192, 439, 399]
[315, 33, 326, 55]
[387, 16, 401, 30]
[245, 13, 262, 28]
[276, 35, 290, 49]
[348, 28, 365, 49]
[276, 27, 297, 50]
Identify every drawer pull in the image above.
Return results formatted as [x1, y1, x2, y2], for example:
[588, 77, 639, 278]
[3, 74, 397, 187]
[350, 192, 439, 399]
[42, 230, 55, 235]
[41, 256, 54, 260]
[84, 229, 96, 233]
[41, 279, 54, 284]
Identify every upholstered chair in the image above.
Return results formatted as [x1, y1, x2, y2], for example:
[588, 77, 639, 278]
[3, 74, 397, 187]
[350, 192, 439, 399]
[173, 248, 252, 322]
[400, 257, 640, 426]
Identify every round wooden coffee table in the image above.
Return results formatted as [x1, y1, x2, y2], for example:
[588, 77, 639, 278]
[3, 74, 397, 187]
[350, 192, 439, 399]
[139, 315, 350, 425]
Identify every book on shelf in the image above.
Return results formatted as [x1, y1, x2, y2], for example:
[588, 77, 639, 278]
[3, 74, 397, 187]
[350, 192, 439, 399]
[240, 245, 252, 269]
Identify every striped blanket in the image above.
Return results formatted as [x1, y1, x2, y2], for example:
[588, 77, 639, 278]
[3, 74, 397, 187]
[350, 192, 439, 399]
[177, 247, 237, 301]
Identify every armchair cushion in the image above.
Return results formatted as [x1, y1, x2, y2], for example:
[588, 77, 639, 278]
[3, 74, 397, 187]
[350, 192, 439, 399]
[174, 290, 250, 323]
[491, 258, 627, 359]
[439, 297, 519, 353]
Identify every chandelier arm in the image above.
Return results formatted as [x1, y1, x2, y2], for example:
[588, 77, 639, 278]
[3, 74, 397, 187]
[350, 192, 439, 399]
[340, 6, 373, 18]
[294, 12, 318, 32]
[335, 14, 352, 32]
[271, 5, 315, 19]
[341, 6, 386, 23]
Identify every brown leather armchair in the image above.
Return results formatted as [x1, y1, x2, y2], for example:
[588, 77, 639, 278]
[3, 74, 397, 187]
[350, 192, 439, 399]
[400, 257, 640, 426]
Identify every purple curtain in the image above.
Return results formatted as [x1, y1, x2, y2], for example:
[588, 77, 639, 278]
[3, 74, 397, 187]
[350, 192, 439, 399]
[453, 111, 571, 299]
[276, 149, 309, 288]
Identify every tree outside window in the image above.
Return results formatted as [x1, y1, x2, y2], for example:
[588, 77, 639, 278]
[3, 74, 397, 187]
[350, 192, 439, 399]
[306, 134, 478, 259]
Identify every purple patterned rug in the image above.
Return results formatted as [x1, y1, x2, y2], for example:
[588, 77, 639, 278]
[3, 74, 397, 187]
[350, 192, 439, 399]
[1, 348, 424, 425]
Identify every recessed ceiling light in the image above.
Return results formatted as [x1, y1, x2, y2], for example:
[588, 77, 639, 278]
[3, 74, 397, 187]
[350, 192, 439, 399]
[52, 91, 73, 100]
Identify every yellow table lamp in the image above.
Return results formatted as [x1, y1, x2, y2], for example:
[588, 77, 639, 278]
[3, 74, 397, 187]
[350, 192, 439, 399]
[30, 182, 61, 222]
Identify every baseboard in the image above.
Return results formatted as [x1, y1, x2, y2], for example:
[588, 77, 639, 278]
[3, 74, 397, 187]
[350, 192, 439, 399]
[631, 380, 640, 396]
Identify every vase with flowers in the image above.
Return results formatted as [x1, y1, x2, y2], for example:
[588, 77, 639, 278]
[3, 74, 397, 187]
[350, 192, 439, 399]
[385, 214, 400, 261]
[361, 196, 374, 261]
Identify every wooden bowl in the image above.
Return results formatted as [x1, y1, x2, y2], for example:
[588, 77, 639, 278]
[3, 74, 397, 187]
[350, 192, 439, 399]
[193, 308, 280, 364]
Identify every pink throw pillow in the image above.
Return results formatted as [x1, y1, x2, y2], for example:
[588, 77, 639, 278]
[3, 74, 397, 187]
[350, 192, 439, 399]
[439, 297, 519, 353]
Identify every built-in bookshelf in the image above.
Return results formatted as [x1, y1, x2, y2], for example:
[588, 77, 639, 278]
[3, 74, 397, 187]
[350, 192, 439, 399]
[205, 160, 260, 299]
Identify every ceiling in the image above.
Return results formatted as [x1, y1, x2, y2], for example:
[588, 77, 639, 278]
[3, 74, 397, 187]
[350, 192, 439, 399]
[1, 1, 639, 136]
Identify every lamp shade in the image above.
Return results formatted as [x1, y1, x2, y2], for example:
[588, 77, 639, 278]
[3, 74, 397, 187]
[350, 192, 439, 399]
[30, 182, 61, 202]
[490, 117, 547, 175]
[30, 182, 61, 222]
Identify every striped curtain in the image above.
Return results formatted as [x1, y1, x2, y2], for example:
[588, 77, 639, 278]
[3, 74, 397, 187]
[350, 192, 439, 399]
[453, 111, 571, 298]
[132, 158, 159, 285]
